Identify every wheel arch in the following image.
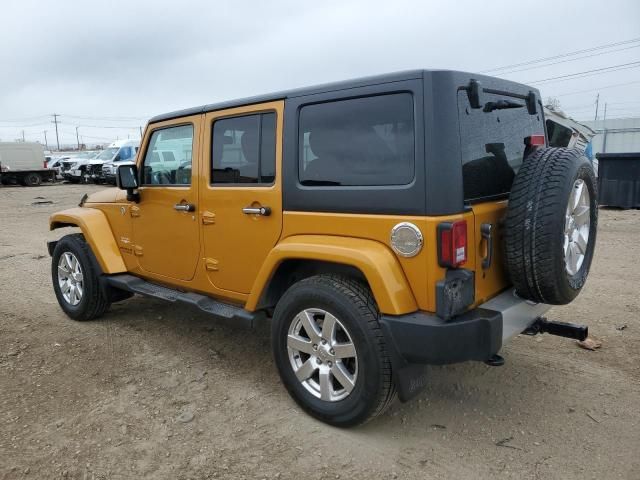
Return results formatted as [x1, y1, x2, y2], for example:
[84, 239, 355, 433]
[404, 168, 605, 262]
[246, 235, 417, 315]
[49, 207, 126, 274]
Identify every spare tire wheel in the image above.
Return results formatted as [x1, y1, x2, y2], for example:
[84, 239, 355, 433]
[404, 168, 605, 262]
[505, 148, 597, 305]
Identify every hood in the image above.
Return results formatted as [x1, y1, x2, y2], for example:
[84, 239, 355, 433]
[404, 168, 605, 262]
[84, 188, 119, 204]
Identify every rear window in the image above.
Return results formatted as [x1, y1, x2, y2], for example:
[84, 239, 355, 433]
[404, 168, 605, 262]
[458, 90, 543, 202]
[299, 93, 414, 186]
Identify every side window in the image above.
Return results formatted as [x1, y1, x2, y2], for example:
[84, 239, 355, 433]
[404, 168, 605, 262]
[142, 124, 194, 185]
[211, 112, 276, 184]
[299, 93, 414, 186]
[120, 146, 133, 161]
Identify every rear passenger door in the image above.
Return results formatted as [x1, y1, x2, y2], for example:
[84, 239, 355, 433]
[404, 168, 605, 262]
[200, 101, 284, 294]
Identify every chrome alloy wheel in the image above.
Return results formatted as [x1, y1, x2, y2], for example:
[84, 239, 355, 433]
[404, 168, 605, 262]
[564, 179, 591, 276]
[287, 308, 358, 402]
[57, 252, 84, 306]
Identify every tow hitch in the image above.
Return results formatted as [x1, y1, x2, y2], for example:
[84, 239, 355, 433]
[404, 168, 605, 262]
[523, 317, 588, 341]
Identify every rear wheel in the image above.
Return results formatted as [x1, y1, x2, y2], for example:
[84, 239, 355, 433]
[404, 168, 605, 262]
[23, 173, 41, 186]
[505, 148, 598, 304]
[51, 234, 110, 320]
[272, 274, 395, 427]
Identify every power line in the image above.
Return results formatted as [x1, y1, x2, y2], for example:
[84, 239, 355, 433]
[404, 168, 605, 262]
[528, 61, 640, 85]
[552, 79, 640, 97]
[62, 114, 150, 121]
[482, 37, 640, 73]
[495, 44, 640, 76]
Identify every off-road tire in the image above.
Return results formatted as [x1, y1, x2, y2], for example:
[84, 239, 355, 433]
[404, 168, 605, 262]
[505, 147, 598, 304]
[23, 173, 41, 186]
[272, 274, 396, 427]
[51, 233, 110, 320]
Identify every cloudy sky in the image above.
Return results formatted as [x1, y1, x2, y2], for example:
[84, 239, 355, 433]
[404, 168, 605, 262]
[1, 0, 639, 148]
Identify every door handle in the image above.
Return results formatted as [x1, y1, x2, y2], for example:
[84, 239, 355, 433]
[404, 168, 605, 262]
[174, 203, 196, 212]
[242, 206, 271, 216]
[481, 223, 493, 269]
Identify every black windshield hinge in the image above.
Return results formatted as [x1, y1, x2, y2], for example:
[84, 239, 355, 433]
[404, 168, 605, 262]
[466, 79, 485, 109]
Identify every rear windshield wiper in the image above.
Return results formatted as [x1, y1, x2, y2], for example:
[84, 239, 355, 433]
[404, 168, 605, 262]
[483, 99, 525, 112]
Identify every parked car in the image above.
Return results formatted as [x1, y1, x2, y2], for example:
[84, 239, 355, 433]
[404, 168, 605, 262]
[97, 139, 140, 184]
[60, 151, 99, 183]
[48, 70, 598, 427]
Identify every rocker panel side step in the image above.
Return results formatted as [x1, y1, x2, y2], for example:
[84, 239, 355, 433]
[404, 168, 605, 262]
[105, 274, 255, 327]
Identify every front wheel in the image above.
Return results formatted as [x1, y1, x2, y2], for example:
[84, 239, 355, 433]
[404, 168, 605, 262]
[272, 275, 395, 427]
[51, 234, 110, 321]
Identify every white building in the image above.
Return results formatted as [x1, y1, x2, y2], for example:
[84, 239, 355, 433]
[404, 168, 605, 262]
[582, 117, 640, 154]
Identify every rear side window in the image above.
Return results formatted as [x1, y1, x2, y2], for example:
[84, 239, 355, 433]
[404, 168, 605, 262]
[298, 93, 414, 186]
[211, 113, 276, 184]
[546, 119, 573, 147]
[458, 90, 543, 201]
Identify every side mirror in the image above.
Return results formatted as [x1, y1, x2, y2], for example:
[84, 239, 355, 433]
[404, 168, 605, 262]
[116, 164, 140, 202]
[113, 153, 121, 162]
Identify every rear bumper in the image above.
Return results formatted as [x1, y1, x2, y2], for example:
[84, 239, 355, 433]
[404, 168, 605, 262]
[379, 288, 551, 366]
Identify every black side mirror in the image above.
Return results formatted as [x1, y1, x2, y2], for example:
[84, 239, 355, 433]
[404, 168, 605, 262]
[113, 153, 121, 162]
[116, 164, 140, 202]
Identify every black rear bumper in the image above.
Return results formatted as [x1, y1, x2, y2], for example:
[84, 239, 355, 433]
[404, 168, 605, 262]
[379, 308, 503, 401]
[380, 308, 502, 366]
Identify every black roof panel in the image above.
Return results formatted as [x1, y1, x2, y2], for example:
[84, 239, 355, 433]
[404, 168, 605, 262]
[149, 70, 425, 123]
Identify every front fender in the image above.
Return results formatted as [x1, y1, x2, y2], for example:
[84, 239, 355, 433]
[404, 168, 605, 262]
[246, 235, 417, 315]
[49, 207, 126, 274]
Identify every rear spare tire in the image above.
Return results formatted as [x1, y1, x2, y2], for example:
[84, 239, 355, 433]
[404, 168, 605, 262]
[505, 147, 597, 305]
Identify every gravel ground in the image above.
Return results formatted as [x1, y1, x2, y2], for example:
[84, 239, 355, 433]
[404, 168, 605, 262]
[1, 183, 639, 480]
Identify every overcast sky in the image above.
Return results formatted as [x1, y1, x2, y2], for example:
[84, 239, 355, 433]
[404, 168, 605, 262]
[1, 0, 639, 148]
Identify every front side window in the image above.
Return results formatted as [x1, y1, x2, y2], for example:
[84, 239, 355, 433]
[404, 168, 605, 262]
[211, 112, 276, 184]
[142, 124, 193, 185]
[298, 93, 415, 186]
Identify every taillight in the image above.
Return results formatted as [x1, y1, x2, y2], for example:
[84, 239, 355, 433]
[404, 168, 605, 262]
[526, 134, 546, 147]
[43, 161, 48, 168]
[437, 220, 467, 268]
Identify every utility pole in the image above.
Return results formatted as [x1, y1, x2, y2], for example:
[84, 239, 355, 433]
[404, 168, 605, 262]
[139, 126, 143, 137]
[602, 103, 609, 154]
[594, 93, 600, 122]
[76, 126, 80, 150]
[43, 130, 48, 150]
[52, 114, 61, 151]
[21, 130, 25, 142]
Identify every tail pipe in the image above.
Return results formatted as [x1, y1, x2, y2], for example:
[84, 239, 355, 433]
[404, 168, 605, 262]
[525, 317, 588, 341]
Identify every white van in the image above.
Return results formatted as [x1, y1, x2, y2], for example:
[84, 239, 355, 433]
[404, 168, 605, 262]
[63, 139, 139, 183]
[96, 139, 141, 184]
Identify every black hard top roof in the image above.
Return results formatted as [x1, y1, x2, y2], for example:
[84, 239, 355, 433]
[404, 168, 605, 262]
[149, 69, 536, 124]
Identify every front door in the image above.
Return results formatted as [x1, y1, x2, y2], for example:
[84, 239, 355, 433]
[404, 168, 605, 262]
[200, 101, 284, 294]
[132, 117, 201, 281]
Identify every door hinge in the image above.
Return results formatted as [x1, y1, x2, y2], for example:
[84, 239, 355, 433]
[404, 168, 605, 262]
[134, 245, 144, 256]
[130, 206, 141, 218]
[205, 258, 219, 271]
[202, 211, 216, 225]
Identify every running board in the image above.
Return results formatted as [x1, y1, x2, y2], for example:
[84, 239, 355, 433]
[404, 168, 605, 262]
[105, 274, 255, 327]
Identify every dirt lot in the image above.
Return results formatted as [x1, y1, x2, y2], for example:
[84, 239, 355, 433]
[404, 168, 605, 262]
[1, 183, 638, 480]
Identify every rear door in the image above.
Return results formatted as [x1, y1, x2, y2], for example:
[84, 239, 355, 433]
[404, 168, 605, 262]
[457, 88, 545, 303]
[199, 101, 284, 294]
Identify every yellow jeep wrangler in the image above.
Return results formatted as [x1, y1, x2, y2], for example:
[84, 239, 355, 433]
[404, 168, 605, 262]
[49, 70, 597, 427]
